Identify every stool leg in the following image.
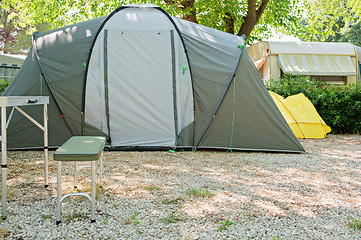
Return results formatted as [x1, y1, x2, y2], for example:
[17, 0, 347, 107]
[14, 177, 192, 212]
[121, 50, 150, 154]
[99, 152, 103, 187]
[91, 160, 96, 223]
[56, 161, 62, 225]
[74, 161, 78, 188]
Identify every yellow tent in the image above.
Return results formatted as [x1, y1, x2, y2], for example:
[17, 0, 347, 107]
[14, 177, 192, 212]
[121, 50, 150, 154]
[269, 91, 331, 138]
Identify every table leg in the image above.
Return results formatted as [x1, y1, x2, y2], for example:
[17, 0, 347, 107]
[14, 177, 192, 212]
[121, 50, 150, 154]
[99, 152, 103, 187]
[56, 161, 62, 225]
[91, 160, 96, 223]
[74, 162, 78, 188]
[1, 106, 7, 220]
[44, 104, 48, 188]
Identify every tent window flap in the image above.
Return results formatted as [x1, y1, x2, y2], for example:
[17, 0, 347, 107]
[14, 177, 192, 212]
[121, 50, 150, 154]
[278, 54, 356, 76]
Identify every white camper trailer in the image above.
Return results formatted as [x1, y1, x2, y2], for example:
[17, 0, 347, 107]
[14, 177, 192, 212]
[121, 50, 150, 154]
[0, 53, 25, 82]
[248, 41, 359, 85]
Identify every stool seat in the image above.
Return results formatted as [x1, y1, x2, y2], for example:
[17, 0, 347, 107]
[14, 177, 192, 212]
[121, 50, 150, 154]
[55, 136, 106, 224]
[54, 136, 106, 161]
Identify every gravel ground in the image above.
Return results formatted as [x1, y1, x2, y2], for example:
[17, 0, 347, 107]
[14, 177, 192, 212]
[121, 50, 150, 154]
[1, 134, 361, 239]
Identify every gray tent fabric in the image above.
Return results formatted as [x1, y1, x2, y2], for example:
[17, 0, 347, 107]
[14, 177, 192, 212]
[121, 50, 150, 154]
[3, 16, 106, 149]
[198, 51, 304, 152]
[2, 4, 305, 153]
[173, 18, 245, 146]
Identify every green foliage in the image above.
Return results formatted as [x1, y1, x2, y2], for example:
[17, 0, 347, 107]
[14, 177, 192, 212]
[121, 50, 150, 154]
[41, 214, 52, 220]
[131, 211, 140, 225]
[161, 197, 183, 204]
[267, 74, 361, 134]
[266, 74, 326, 97]
[186, 188, 214, 198]
[0, 79, 11, 95]
[0, 5, 48, 53]
[102, 213, 109, 224]
[301, 0, 360, 43]
[248, 0, 304, 42]
[336, 20, 361, 47]
[63, 213, 87, 223]
[1, 0, 304, 45]
[160, 213, 184, 224]
[347, 217, 361, 230]
[142, 185, 159, 191]
[218, 219, 235, 231]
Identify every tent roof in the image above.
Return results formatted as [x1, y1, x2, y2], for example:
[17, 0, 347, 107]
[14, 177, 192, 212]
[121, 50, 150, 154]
[248, 41, 357, 61]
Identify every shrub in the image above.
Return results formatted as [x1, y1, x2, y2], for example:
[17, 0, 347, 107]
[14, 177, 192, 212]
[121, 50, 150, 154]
[186, 188, 215, 198]
[0, 79, 11, 95]
[267, 74, 361, 134]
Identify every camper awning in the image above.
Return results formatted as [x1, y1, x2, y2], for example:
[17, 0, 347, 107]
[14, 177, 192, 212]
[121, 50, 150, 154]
[278, 54, 356, 76]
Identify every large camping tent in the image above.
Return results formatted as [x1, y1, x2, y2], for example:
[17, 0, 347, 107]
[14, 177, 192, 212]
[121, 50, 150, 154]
[2, 4, 305, 153]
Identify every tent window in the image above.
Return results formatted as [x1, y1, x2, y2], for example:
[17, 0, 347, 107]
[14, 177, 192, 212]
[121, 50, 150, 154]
[281, 70, 347, 85]
[309, 75, 346, 85]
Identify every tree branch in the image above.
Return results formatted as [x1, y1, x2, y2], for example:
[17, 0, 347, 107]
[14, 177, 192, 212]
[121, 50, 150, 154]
[255, 0, 269, 23]
[237, 0, 269, 37]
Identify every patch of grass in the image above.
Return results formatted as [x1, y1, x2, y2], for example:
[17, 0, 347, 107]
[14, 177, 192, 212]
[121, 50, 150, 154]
[80, 184, 107, 199]
[131, 211, 140, 225]
[272, 236, 280, 240]
[103, 213, 109, 224]
[186, 188, 214, 198]
[41, 214, 52, 220]
[161, 197, 183, 204]
[218, 219, 235, 231]
[142, 186, 159, 191]
[63, 213, 87, 224]
[17, 181, 36, 188]
[347, 217, 361, 230]
[160, 213, 184, 224]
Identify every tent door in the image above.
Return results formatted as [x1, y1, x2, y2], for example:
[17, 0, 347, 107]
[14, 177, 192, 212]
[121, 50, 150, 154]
[105, 30, 176, 146]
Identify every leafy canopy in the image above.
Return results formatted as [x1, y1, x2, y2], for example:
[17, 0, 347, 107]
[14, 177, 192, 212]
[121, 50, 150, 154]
[1, 0, 304, 44]
[301, 0, 361, 44]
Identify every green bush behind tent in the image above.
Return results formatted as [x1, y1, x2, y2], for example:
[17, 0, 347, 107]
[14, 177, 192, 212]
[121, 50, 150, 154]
[0, 79, 11, 95]
[267, 74, 361, 134]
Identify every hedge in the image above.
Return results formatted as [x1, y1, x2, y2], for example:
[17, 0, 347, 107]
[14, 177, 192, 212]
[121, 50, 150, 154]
[0, 79, 11, 95]
[267, 74, 361, 134]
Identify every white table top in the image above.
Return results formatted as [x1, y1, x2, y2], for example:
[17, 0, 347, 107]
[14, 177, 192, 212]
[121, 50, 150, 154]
[0, 96, 49, 107]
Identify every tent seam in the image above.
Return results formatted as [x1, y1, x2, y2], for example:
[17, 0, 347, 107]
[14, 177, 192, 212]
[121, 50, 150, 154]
[195, 36, 246, 147]
[31, 33, 75, 136]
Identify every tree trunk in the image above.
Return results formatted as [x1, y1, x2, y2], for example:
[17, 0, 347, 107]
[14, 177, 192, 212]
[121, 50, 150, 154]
[0, 10, 15, 54]
[164, 0, 198, 23]
[238, 0, 269, 37]
[223, 12, 235, 34]
[181, 0, 197, 23]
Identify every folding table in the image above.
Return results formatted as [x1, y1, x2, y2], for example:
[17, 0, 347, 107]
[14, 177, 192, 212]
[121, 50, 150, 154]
[0, 96, 49, 219]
